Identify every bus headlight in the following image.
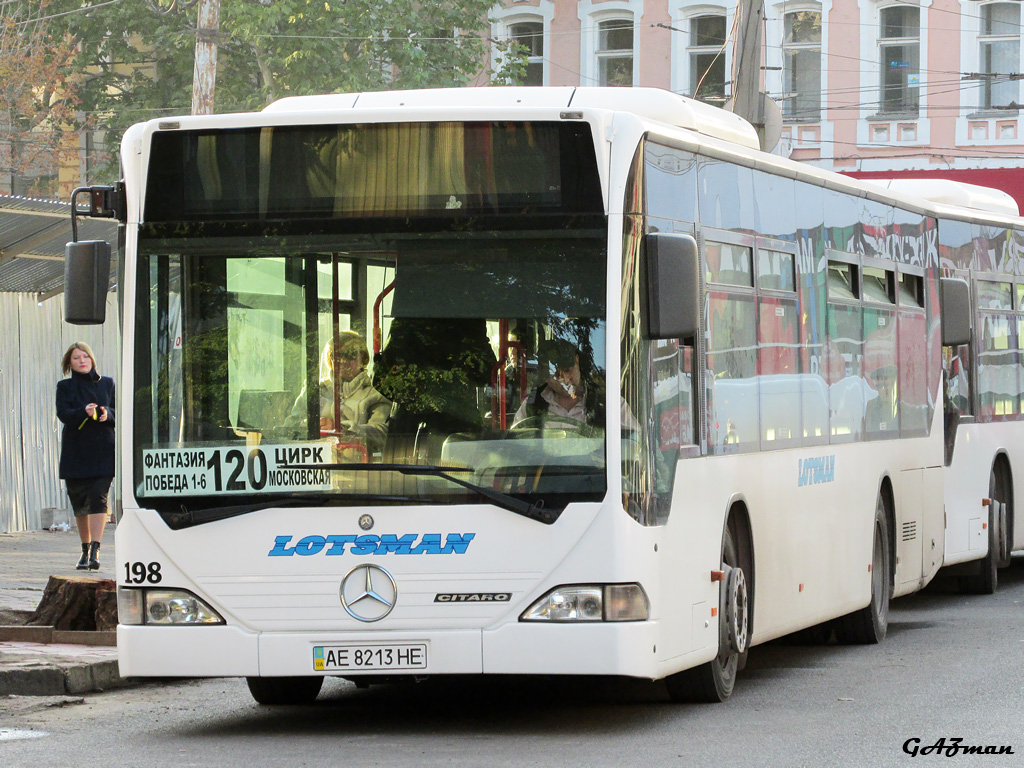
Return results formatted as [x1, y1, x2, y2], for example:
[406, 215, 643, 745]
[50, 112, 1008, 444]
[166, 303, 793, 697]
[117, 587, 224, 625]
[520, 584, 649, 622]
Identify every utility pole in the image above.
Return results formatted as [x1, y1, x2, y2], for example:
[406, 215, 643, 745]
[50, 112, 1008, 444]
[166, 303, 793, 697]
[731, 0, 783, 151]
[732, 0, 765, 130]
[191, 0, 221, 115]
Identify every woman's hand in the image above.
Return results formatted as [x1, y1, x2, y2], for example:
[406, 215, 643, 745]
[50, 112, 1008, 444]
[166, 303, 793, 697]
[97, 406, 108, 422]
[85, 403, 98, 419]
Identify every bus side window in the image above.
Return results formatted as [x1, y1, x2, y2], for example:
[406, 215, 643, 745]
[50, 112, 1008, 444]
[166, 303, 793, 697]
[706, 290, 758, 453]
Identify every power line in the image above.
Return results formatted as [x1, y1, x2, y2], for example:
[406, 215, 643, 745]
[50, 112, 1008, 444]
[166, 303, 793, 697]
[7, 0, 124, 26]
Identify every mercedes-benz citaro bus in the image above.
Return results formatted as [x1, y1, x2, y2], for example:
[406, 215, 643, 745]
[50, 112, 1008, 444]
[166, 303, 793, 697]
[63, 86, 1023, 706]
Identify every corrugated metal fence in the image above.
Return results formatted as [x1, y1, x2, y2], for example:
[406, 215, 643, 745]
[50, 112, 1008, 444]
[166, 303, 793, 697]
[0, 292, 119, 533]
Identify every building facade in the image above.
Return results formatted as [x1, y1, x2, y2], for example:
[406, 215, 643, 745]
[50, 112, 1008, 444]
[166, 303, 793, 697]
[492, 0, 1024, 211]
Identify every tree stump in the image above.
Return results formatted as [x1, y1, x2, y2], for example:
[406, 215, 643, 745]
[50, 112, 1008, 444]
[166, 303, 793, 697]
[26, 575, 117, 632]
[95, 581, 118, 631]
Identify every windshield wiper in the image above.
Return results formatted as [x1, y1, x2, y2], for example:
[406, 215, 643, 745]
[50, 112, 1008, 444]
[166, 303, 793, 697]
[167, 492, 429, 529]
[280, 463, 559, 524]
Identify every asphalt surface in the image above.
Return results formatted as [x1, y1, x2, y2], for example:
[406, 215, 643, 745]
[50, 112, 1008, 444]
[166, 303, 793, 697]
[0, 527, 122, 696]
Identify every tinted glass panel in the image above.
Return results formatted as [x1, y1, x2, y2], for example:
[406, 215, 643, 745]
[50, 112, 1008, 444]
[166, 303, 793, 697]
[864, 308, 899, 435]
[706, 292, 758, 453]
[827, 302, 864, 440]
[759, 296, 801, 446]
[899, 311, 929, 434]
[978, 314, 1017, 417]
[645, 143, 698, 223]
[828, 261, 858, 300]
[862, 266, 894, 304]
[133, 227, 608, 519]
[978, 281, 1014, 310]
[145, 122, 603, 222]
[758, 250, 796, 291]
[707, 242, 753, 286]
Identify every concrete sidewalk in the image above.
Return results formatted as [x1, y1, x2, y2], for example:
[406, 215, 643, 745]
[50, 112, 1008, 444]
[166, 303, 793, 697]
[0, 527, 127, 696]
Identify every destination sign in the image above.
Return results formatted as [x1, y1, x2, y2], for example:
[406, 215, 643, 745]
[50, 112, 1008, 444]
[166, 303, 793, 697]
[141, 444, 332, 496]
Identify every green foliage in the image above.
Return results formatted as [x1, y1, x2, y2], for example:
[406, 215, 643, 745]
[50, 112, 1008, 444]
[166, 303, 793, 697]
[0, 1, 82, 195]
[22, 0, 525, 181]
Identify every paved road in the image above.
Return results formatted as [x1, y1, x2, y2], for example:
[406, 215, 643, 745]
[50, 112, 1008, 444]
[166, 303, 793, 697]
[2, 559, 1022, 768]
[0, 528, 116, 615]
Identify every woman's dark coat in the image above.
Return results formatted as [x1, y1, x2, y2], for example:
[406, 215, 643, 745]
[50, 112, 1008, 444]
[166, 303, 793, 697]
[56, 369, 116, 479]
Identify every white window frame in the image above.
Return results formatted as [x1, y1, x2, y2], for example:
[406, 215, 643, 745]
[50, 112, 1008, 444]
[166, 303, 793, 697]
[856, 0, 931, 150]
[669, 2, 735, 101]
[776, 4, 825, 122]
[766, 0, 834, 155]
[955, 0, 1023, 146]
[491, 2, 555, 86]
[578, 0, 643, 87]
[972, 1, 1022, 113]
[862, 1, 928, 118]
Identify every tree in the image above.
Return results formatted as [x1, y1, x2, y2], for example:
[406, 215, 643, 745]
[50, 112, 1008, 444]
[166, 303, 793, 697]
[0, 0, 82, 197]
[30, 0, 524, 182]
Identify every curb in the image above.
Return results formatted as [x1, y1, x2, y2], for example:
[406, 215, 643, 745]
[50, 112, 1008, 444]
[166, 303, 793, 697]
[0, 626, 116, 646]
[0, 627, 129, 696]
[0, 660, 129, 697]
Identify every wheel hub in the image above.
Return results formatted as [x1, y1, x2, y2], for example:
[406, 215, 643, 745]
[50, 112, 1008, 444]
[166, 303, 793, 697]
[722, 565, 749, 654]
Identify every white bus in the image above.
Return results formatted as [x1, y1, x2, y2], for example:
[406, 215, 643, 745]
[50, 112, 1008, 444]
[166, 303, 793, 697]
[64, 87, 1020, 705]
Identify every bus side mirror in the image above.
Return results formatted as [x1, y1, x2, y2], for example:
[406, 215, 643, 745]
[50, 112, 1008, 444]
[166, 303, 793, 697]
[64, 240, 111, 325]
[940, 277, 971, 347]
[644, 233, 700, 340]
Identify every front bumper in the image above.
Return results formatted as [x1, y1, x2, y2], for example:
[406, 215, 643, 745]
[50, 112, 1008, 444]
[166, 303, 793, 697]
[117, 620, 662, 678]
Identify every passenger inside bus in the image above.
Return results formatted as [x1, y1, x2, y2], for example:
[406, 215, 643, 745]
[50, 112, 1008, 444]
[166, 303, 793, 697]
[284, 331, 391, 457]
[513, 338, 638, 431]
[514, 339, 602, 427]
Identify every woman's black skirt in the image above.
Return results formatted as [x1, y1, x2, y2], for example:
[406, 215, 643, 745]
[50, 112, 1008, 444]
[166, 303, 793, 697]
[65, 476, 113, 517]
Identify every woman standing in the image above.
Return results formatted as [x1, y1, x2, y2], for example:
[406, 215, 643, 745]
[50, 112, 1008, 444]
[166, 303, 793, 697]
[56, 342, 115, 570]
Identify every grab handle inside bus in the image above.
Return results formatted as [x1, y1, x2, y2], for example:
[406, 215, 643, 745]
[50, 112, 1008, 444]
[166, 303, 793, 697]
[939, 277, 971, 347]
[644, 232, 700, 340]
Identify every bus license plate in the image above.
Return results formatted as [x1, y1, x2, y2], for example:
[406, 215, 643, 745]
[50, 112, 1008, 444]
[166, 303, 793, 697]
[313, 643, 427, 671]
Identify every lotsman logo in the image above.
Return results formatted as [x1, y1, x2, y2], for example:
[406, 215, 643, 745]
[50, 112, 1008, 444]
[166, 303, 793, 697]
[268, 533, 476, 557]
[798, 455, 836, 487]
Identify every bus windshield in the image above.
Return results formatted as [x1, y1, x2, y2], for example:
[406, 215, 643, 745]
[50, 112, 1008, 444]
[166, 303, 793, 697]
[131, 122, 608, 521]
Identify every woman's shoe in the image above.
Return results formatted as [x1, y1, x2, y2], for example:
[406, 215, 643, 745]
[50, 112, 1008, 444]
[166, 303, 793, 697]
[76, 546, 90, 570]
[88, 541, 101, 571]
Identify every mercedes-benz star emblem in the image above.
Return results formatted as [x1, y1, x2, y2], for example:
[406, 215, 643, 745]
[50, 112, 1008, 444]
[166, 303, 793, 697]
[358, 514, 374, 531]
[340, 564, 397, 622]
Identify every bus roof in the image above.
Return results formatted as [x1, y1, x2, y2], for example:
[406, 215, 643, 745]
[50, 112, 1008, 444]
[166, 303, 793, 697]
[263, 86, 762, 152]
[858, 178, 1020, 218]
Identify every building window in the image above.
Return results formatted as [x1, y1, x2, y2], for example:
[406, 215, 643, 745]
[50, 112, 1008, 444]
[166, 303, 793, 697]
[689, 14, 727, 104]
[597, 19, 634, 86]
[878, 5, 920, 116]
[979, 2, 1021, 111]
[783, 11, 821, 121]
[510, 21, 544, 86]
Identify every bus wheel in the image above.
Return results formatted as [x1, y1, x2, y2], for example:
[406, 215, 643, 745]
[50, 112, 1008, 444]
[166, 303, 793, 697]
[666, 524, 748, 703]
[959, 466, 1010, 594]
[246, 676, 323, 706]
[835, 493, 891, 644]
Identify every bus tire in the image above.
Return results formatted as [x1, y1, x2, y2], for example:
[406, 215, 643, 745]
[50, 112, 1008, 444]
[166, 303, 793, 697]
[834, 493, 891, 645]
[666, 523, 749, 703]
[246, 676, 323, 706]
[958, 465, 1010, 594]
